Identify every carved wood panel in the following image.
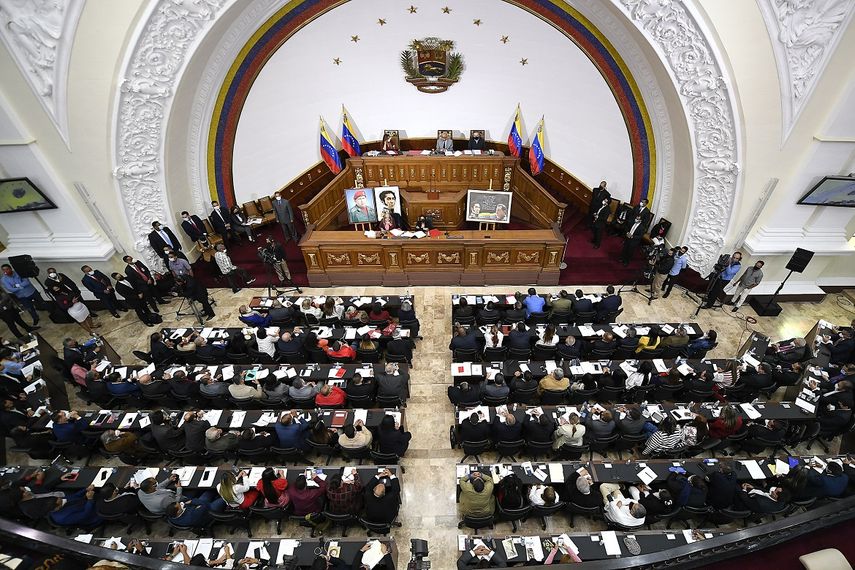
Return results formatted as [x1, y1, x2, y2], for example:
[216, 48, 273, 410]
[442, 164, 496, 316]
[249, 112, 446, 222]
[325, 252, 352, 266]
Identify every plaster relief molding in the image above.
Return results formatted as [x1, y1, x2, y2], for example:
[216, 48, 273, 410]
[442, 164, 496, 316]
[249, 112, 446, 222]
[0, 0, 83, 147]
[617, 0, 742, 274]
[187, 0, 280, 213]
[112, 0, 230, 268]
[758, 0, 855, 142]
[744, 225, 855, 255]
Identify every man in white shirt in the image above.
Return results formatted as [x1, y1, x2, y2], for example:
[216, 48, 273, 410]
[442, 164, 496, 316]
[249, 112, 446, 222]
[601, 482, 646, 527]
[213, 244, 255, 293]
[529, 484, 559, 507]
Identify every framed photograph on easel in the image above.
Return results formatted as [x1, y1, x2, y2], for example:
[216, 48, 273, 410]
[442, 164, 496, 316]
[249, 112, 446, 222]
[344, 188, 378, 224]
[465, 189, 512, 224]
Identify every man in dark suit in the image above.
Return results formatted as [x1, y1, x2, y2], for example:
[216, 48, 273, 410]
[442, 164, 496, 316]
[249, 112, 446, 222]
[150, 332, 175, 365]
[609, 202, 633, 236]
[619, 328, 640, 351]
[588, 180, 610, 228]
[632, 199, 652, 226]
[619, 215, 646, 265]
[180, 211, 208, 242]
[704, 464, 738, 509]
[736, 483, 789, 514]
[209, 200, 238, 242]
[829, 329, 855, 365]
[447, 382, 480, 406]
[112, 272, 157, 325]
[491, 410, 523, 443]
[596, 285, 622, 320]
[449, 326, 479, 352]
[502, 301, 526, 323]
[276, 330, 304, 355]
[385, 329, 413, 362]
[468, 130, 486, 151]
[272, 191, 299, 242]
[122, 255, 167, 305]
[81, 266, 123, 318]
[740, 363, 775, 391]
[459, 414, 490, 442]
[506, 322, 534, 350]
[176, 275, 215, 320]
[147, 221, 181, 262]
[590, 197, 609, 249]
[182, 411, 210, 452]
[345, 373, 376, 400]
[571, 290, 593, 314]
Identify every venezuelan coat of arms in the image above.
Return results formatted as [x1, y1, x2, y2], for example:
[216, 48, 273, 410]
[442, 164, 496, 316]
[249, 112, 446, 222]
[400, 37, 464, 93]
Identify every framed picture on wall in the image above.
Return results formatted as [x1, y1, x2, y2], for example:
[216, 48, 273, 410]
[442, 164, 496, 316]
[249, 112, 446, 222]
[0, 178, 57, 214]
[468, 129, 486, 152]
[465, 189, 512, 223]
[344, 188, 378, 223]
[381, 130, 400, 153]
[436, 129, 453, 151]
[374, 186, 401, 216]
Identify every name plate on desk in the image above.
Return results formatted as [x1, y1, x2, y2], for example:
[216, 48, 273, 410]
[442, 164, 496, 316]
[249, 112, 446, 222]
[445, 233, 464, 239]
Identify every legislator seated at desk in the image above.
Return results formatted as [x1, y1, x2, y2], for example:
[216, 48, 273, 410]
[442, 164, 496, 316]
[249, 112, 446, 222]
[436, 130, 454, 152]
[468, 130, 486, 152]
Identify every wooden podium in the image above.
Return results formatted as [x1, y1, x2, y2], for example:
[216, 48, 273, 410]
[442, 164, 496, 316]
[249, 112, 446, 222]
[400, 188, 465, 229]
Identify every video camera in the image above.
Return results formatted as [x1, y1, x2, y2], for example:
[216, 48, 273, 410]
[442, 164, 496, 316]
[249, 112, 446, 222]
[708, 253, 732, 280]
[257, 243, 278, 265]
[407, 538, 430, 570]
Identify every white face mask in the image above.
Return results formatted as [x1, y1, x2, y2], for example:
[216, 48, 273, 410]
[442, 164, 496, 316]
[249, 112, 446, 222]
[275, 196, 281, 201]
[168, 258, 176, 263]
[182, 216, 189, 220]
[86, 271, 94, 276]
[48, 272, 57, 278]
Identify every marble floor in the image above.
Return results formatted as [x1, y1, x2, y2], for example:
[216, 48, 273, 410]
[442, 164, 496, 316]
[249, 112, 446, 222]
[5, 282, 855, 568]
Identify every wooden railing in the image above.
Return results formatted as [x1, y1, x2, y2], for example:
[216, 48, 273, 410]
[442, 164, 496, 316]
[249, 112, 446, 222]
[297, 166, 354, 229]
[511, 165, 567, 227]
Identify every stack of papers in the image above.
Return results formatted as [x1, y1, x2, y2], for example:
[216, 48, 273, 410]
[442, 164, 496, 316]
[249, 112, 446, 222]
[739, 402, 762, 420]
[740, 459, 766, 480]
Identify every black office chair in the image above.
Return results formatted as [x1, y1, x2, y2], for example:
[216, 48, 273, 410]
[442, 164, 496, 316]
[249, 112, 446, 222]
[356, 348, 381, 363]
[457, 514, 494, 532]
[527, 312, 549, 326]
[596, 309, 623, 324]
[524, 440, 554, 461]
[483, 346, 508, 361]
[209, 508, 252, 537]
[511, 387, 538, 405]
[460, 439, 491, 463]
[495, 439, 525, 462]
[340, 445, 371, 464]
[573, 311, 596, 324]
[346, 394, 374, 408]
[549, 311, 573, 325]
[540, 389, 567, 405]
[385, 353, 411, 367]
[532, 345, 557, 361]
[482, 395, 508, 406]
[359, 517, 392, 536]
[508, 348, 531, 361]
[270, 446, 313, 465]
[555, 444, 589, 461]
[250, 504, 288, 534]
[495, 502, 531, 532]
[525, 501, 566, 531]
[566, 502, 601, 527]
[281, 351, 308, 365]
[322, 511, 356, 536]
[453, 348, 479, 362]
[305, 439, 338, 465]
[589, 433, 619, 461]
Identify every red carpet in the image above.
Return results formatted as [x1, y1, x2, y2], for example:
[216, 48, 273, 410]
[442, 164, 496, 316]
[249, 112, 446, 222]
[558, 207, 647, 286]
[191, 223, 309, 289]
[190, 207, 655, 289]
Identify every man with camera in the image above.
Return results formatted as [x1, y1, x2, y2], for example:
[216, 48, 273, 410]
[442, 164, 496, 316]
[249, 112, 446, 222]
[662, 245, 689, 298]
[175, 275, 215, 321]
[645, 241, 670, 300]
[703, 251, 742, 309]
[257, 236, 292, 284]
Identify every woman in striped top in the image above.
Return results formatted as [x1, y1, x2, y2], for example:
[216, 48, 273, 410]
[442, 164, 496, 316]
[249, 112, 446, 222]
[643, 417, 686, 456]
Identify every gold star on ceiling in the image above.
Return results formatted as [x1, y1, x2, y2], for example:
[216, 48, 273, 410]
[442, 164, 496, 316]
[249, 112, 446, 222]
[520, 58, 528, 65]
[500, 35, 509, 44]
[473, 19, 482, 26]
[333, 58, 341, 65]
[377, 18, 386, 26]
[442, 6, 451, 13]
[408, 5, 417, 14]
[351, 35, 360, 43]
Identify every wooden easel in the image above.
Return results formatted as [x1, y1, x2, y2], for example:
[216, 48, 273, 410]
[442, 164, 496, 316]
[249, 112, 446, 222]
[479, 222, 496, 231]
[354, 223, 372, 232]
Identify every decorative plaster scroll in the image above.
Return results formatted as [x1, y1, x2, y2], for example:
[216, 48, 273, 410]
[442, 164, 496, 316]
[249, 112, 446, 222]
[617, 0, 741, 273]
[758, 0, 855, 142]
[113, 0, 229, 268]
[0, 0, 83, 147]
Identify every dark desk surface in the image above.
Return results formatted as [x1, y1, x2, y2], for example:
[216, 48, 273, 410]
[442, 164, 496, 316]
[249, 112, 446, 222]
[453, 292, 604, 310]
[457, 322, 704, 341]
[82, 536, 396, 568]
[450, 357, 740, 383]
[0, 464, 398, 492]
[248, 295, 412, 314]
[454, 400, 814, 428]
[456, 455, 847, 488]
[462, 530, 726, 563]
[161, 325, 413, 345]
[33, 407, 405, 432]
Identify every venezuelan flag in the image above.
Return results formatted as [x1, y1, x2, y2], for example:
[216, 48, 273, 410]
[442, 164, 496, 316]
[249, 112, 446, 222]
[341, 108, 361, 157]
[508, 104, 523, 158]
[319, 119, 343, 174]
[529, 117, 545, 175]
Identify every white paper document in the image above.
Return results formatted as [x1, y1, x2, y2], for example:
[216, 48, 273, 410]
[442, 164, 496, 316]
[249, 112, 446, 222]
[601, 531, 622, 556]
[740, 459, 766, 480]
[740, 402, 762, 420]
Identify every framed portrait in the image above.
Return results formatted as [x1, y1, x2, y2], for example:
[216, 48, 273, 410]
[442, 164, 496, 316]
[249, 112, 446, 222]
[0, 177, 57, 214]
[466, 189, 513, 224]
[344, 187, 378, 223]
[469, 129, 484, 140]
[381, 129, 400, 153]
[374, 186, 401, 216]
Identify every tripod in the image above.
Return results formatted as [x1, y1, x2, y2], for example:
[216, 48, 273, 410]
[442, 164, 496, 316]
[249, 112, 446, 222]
[175, 295, 216, 326]
[263, 260, 302, 295]
[618, 264, 654, 305]
[693, 272, 723, 317]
